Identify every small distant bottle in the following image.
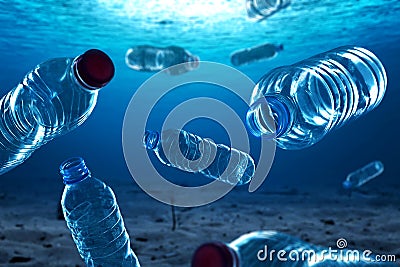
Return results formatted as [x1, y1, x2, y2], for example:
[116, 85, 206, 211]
[0, 49, 115, 175]
[246, 46, 387, 150]
[230, 43, 283, 66]
[246, 0, 291, 21]
[343, 161, 384, 191]
[143, 129, 255, 186]
[125, 45, 200, 75]
[192, 231, 398, 267]
[60, 157, 140, 267]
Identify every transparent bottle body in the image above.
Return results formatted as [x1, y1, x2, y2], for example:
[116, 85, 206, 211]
[246, 0, 291, 21]
[229, 231, 397, 267]
[62, 176, 140, 267]
[230, 43, 282, 66]
[0, 58, 97, 175]
[145, 129, 255, 185]
[125, 45, 191, 72]
[247, 46, 387, 150]
[343, 161, 384, 190]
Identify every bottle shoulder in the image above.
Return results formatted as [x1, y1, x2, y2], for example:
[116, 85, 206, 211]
[159, 129, 185, 144]
[165, 46, 186, 56]
[35, 57, 79, 92]
[16, 57, 77, 96]
[62, 177, 115, 209]
[36, 57, 73, 75]
[10, 56, 98, 133]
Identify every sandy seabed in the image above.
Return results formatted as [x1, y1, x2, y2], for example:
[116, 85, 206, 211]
[0, 177, 399, 267]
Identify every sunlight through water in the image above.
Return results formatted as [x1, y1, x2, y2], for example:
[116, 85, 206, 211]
[97, 0, 245, 25]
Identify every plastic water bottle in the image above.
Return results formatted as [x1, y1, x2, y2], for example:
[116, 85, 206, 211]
[246, 0, 291, 21]
[246, 46, 387, 150]
[60, 157, 140, 267]
[343, 161, 384, 191]
[125, 45, 200, 74]
[230, 43, 284, 66]
[0, 49, 114, 175]
[192, 231, 398, 266]
[143, 129, 255, 186]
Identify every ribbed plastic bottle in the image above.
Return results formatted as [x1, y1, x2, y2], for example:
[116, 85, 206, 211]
[246, 0, 291, 21]
[60, 157, 140, 267]
[246, 46, 387, 150]
[143, 129, 255, 186]
[342, 160, 384, 191]
[192, 231, 398, 267]
[125, 45, 199, 74]
[230, 43, 284, 66]
[0, 49, 114, 175]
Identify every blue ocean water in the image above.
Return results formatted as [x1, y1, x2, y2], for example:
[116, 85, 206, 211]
[0, 0, 399, 192]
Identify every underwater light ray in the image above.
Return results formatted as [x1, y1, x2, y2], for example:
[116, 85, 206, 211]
[96, 0, 244, 20]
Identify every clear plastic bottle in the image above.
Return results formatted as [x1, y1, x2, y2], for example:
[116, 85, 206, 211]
[246, 46, 387, 150]
[60, 157, 140, 267]
[246, 0, 291, 21]
[0, 49, 114, 175]
[125, 45, 200, 74]
[230, 43, 284, 66]
[143, 129, 255, 186]
[342, 161, 384, 190]
[192, 231, 398, 267]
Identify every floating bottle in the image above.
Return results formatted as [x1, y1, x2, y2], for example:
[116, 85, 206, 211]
[0, 49, 115, 175]
[246, 0, 291, 21]
[192, 231, 398, 266]
[143, 129, 255, 186]
[230, 43, 284, 66]
[125, 45, 200, 75]
[342, 161, 384, 191]
[60, 157, 140, 267]
[246, 46, 387, 150]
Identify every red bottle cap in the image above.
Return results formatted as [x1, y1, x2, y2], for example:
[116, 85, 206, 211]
[192, 242, 239, 267]
[74, 49, 115, 90]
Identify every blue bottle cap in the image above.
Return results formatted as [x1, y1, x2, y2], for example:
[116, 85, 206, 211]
[191, 242, 239, 267]
[143, 130, 160, 150]
[342, 180, 353, 190]
[60, 157, 91, 185]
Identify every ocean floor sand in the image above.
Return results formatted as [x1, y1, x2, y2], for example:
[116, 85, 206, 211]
[0, 177, 399, 267]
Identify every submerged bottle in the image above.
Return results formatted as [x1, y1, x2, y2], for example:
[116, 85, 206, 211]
[230, 43, 284, 66]
[125, 45, 200, 75]
[0, 49, 115, 175]
[246, 46, 387, 150]
[342, 161, 384, 191]
[60, 157, 140, 267]
[192, 231, 398, 267]
[143, 129, 255, 186]
[246, 0, 291, 21]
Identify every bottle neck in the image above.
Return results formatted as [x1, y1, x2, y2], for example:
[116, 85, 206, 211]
[60, 157, 91, 185]
[246, 95, 292, 139]
[71, 56, 102, 92]
[143, 130, 160, 150]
